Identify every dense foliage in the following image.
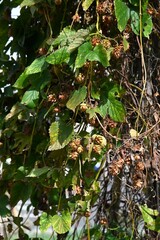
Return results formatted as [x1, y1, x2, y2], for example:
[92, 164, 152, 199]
[0, 0, 159, 239]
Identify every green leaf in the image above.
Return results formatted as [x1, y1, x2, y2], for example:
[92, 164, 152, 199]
[87, 45, 112, 67]
[129, 0, 139, 6]
[20, 0, 42, 8]
[27, 167, 50, 177]
[40, 212, 72, 234]
[98, 103, 108, 118]
[0, 195, 10, 217]
[48, 120, 73, 151]
[53, 27, 76, 47]
[49, 122, 59, 145]
[75, 42, 92, 69]
[26, 56, 47, 75]
[40, 212, 52, 232]
[10, 182, 33, 207]
[50, 212, 71, 234]
[46, 47, 70, 65]
[86, 108, 97, 119]
[142, 13, 153, 38]
[114, 0, 130, 32]
[75, 43, 112, 69]
[13, 56, 47, 89]
[68, 29, 91, 52]
[66, 86, 87, 112]
[139, 205, 159, 218]
[107, 98, 126, 122]
[21, 89, 39, 108]
[123, 37, 130, 51]
[131, 9, 140, 35]
[82, 0, 95, 11]
[13, 71, 29, 89]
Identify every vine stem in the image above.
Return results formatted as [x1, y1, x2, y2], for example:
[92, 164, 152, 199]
[96, 0, 100, 33]
[135, 0, 147, 131]
[86, 216, 91, 240]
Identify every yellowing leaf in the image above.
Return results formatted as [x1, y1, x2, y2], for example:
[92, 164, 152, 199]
[82, 0, 95, 11]
[129, 129, 139, 139]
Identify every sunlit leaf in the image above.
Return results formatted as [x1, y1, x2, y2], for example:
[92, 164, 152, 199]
[46, 47, 70, 65]
[139, 205, 159, 218]
[66, 86, 87, 112]
[27, 167, 50, 177]
[82, 0, 95, 11]
[5, 103, 24, 121]
[13, 56, 47, 89]
[40, 212, 52, 232]
[26, 56, 46, 75]
[129, 129, 139, 139]
[123, 37, 130, 51]
[40, 212, 71, 234]
[50, 212, 71, 234]
[21, 0, 42, 8]
[48, 120, 73, 151]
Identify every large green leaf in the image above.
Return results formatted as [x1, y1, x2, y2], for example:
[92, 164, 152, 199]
[114, 0, 130, 32]
[107, 98, 126, 122]
[98, 82, 125, 121]
[75, 42, 93, 68]
[10, 182, 33, 207]
[75, 43, 112, 68]
[20, 0, 42, 8]
[66, 86, 87, 112]
[50, 212, 71, 234]
[21, 88, 39, 108]
[82, 0, 95, 11]
[68, 30, 89, 53]
[139, 205, 160, 232]
[13, 71, 29, 89]
[26, 56, 47, 75]
[13, 56, 47, 89]
[53, 27, 76, 47]
[48, 121, 73, 151]
[87, 45, 112, 67]
[139, 205, 159, 219]
[40, 211, 71, 234]
[46, 47, 70, 65]
[52, 27, 90, 53]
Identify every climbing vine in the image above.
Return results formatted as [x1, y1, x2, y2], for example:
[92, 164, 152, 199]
[0, 0, 159, 239]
